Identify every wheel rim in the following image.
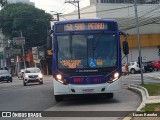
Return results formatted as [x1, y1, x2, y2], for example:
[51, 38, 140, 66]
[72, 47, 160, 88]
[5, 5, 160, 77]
[131, 69, 135, 74]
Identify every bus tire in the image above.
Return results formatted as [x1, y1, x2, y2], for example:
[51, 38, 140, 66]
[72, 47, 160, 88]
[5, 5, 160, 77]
[55, 95, 63, 102]
[106, 93, 114, 99]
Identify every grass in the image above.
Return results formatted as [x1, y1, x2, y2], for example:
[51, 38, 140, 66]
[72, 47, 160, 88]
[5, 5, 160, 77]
[140, 83, 160, 96]
[140, 83, 160, 112]
[141, 103, 160, 112]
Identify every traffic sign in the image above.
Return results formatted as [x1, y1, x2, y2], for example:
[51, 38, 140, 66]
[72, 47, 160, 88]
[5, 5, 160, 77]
[13, 37, 25, 45]
[5, 49, 21, 55]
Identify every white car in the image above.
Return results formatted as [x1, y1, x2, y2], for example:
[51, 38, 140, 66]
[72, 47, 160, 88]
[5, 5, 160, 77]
[23, 68, 43, 86]
[128, 61, 141, 74]
[122, 61, 144, 74]
[18, 69, 25, 78]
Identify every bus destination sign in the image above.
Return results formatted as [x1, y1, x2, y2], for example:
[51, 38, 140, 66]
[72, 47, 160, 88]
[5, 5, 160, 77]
[64, 23, 108, 31]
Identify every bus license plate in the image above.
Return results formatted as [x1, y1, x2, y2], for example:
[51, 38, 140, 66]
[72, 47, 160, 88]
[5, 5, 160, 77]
[82, 89, 94, 94]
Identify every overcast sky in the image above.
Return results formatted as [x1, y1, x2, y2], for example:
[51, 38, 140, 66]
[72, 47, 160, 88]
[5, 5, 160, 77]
[30, 0, 90, 14]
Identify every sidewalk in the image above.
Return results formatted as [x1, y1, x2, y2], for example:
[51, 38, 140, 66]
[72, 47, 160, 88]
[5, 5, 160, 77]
[124, 83, 160, 120]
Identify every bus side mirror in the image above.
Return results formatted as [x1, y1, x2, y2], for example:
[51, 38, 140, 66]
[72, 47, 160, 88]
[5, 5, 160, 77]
[123, 41, 129, 55]
[47, 27, 53, 50]
[47, 36, 52, 50]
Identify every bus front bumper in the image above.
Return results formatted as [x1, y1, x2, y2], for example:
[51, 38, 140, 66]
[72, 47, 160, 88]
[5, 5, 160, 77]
[53, 77, 122, 95]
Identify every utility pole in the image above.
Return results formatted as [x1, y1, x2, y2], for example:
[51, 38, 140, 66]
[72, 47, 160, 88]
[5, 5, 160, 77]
[134, 0, 144, 85]
[20, 31, 26, 69]
[55, 13, 62, 21]
[50, 11, 62, 21]
[65, 0, 80, 19]
[2, 38, 5, 70]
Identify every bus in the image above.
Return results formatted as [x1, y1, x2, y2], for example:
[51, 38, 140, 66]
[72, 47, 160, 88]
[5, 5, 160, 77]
[51, 19, 127, 102]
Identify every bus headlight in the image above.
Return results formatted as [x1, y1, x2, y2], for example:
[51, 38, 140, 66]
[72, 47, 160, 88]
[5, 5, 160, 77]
[55, 74, 68, 85]
[56, 74, 62, 80]
[114, 72, 119, 79]
[107, 72, 120, 83]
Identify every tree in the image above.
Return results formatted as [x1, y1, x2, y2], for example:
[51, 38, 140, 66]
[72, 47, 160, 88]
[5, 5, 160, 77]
[0, 3, 52, 47]
[0, 0, 7, 7]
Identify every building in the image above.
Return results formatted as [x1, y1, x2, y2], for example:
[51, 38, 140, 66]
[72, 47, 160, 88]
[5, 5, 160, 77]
[91, 0, 160, 4]
[61, 0, 160, 63]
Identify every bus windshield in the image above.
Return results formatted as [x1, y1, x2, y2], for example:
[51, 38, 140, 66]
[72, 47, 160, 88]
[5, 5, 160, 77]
[57, 33, 117, 69]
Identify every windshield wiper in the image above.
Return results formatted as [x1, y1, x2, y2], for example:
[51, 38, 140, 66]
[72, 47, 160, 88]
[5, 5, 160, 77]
[69, 32, 73, 58]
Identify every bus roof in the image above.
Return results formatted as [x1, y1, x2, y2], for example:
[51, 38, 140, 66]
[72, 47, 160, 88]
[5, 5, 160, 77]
[54, 19, 117, 25]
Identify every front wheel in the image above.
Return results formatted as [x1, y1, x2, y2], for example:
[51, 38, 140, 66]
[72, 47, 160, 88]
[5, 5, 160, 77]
[23, 81, 26, 86]
[55, 95, 63, 102]
[130, 69, 136, 74]
[39, 81, 43, 84]
[10, 78, 12, 82]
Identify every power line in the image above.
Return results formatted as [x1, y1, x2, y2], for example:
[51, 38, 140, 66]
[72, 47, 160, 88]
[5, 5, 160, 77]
[63, 5, 134, 16]
[60, 4, 73, 14]
[65, 0, 80, 19]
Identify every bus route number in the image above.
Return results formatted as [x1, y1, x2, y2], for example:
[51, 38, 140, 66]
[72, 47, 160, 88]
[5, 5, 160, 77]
[65, 23, 84, 31]
[65, 23, 105, 31]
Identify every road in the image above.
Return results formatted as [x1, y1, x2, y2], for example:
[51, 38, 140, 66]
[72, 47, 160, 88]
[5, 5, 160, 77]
[1, 73, 155, 120]
[0, 76, 55, 111]
[122, 71, 160, 85]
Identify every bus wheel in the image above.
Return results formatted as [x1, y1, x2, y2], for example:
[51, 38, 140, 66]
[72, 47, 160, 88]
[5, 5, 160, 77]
[106, 93, 114, 99]
[55, 95, 63, 102]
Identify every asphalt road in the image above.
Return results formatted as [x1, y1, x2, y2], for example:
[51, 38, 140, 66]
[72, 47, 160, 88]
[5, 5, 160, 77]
[0, 76, 55, 111]
[122, 71, 160, 85]
[0, 75, 145, 120]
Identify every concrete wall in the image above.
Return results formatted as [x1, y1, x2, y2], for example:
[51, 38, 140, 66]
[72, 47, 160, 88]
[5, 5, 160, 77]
[90, 0, 97, 5]
[96, 3, 160, 34]
[122, 47, 159, 64]
[126, 24, 160, 34]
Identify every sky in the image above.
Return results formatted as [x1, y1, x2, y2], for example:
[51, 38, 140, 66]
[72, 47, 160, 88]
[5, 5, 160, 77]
[30, 0, 90, 14]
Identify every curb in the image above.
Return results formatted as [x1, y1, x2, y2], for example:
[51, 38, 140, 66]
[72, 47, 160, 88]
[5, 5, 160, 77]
[123, 84, 160, 120]
[128, 85, 147, 111]
[129, 84, 160, 109]
[122, 85, 147, 120]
